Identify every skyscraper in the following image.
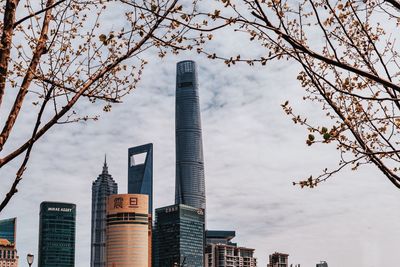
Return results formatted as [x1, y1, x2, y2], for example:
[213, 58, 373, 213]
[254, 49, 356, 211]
[154, 204, 205, 267]
[0, 218, 18, 267]
[175, 60, 206, 211]
[106, 194, 150, 267]
[38, 202, 76, 267]
[128, 143, 153, 214]
[91, 157, 118, 267]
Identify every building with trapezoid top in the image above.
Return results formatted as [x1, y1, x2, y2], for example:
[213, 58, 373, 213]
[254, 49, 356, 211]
[175, 60, 206, 211]
[128, 143, 153, 215]
[90, 157, 118, 267]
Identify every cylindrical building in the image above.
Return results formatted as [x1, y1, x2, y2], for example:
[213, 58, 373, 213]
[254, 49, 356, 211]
[106, 194, 149, 267]
[175, 60, 206, 211]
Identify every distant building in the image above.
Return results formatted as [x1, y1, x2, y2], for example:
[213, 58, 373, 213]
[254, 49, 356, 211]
[267, 252, 289, 267]
[106, 194, 150, 267]
[90, 157, 118, 267]
[127, 144, 153, 264]
[154, 204, 205, 267]
[205, 230, 257, 267]
[0, 218, 18, 267]
[206, 230, 236, 245]
[0, 239, 18, 267]
[316, 261, 328, 267]
[128, 143, 153, 215]
[38, 202, 76, 267]
[175, 60, 206, 211]
[0, 218, 16, 245]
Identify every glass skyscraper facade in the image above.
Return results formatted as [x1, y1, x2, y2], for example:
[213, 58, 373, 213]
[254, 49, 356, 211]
[0, 217, 18, 267]
[0, 218, 16, 245]
[38, 202, 76, 267]
[175, 60, 206, 211]
[91, 158, 118, 267]
[128, 143, 153, 215]
[154, 204, 205, 267]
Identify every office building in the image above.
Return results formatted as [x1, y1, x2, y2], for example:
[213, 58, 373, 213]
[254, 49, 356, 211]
[38, 202, 76, 267]
[0, 218, 18, 267]
[175, 60, 206, 211]
[0, 218, 16, 246]
[267, 252, 289, 267]
[106, 194, 150, 267]
[127, 144, 153, 264]
[128, 143, 153, 215]
[154, 204, 205, 267]
[205, 231, 257, 267]
[91, 157, 118, 267]
[316, 261, 328, 267]
[154, 204, 204, 267]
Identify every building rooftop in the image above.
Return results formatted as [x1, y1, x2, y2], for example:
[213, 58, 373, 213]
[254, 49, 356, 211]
[0, 238, 11, 246]
[206, 230, 236, 240]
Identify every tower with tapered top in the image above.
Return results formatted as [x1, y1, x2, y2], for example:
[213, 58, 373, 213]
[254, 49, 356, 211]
[90, 156, 118, 267]
[175, 60, 206, 211]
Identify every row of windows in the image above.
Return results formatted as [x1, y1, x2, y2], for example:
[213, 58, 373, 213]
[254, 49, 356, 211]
[0, 249, 17, 259]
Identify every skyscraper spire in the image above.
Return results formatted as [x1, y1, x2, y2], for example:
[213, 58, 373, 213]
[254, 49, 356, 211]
[91, 156, 118, 267]
[102, 154, 108, 174]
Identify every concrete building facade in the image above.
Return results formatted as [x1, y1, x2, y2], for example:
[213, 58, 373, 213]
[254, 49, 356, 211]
[0, 218, 18, 267]
[106, 194, 150, 267]
[0, 239, 18, 267]
[205, 231, 257, 267]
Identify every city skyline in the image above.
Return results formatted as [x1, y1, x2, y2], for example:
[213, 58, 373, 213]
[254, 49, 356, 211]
[0, 0, 399, 266]
[0, 55, 399, 267]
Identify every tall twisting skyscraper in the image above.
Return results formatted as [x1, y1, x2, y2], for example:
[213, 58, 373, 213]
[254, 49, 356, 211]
[175, 60, 206, 210]
[90, 158, 118, 267]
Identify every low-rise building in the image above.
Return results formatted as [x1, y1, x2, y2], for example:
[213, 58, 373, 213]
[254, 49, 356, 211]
[205, 230, 257, 267]
[0, 218, 18, 267]
[267, 252, 289, 267]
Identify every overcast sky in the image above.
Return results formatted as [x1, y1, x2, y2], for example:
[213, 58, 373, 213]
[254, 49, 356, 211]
[1, 3, 400, 267]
